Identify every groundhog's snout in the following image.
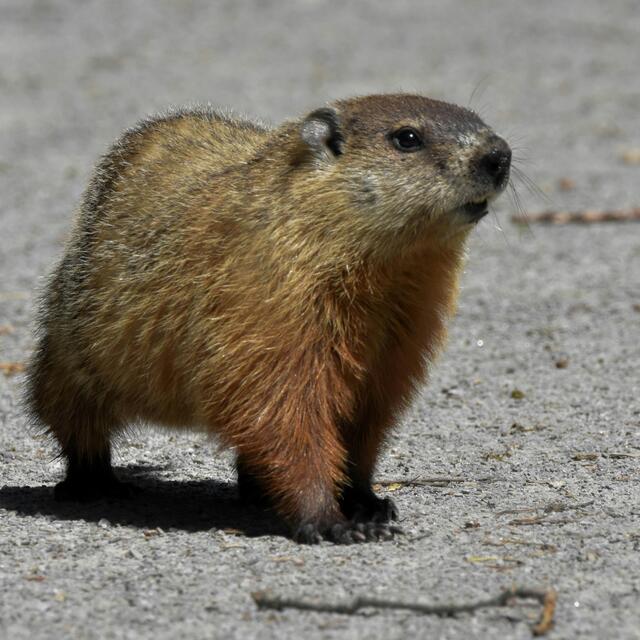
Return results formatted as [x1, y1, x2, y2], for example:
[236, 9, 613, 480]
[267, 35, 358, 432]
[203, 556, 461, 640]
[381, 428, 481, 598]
[477, 136, 511, 190]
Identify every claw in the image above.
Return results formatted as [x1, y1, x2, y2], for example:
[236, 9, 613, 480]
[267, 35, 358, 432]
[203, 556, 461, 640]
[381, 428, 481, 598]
[294, 523, 324, 544]
[293, 519, 402, 544]
[341, 488, 400, 524]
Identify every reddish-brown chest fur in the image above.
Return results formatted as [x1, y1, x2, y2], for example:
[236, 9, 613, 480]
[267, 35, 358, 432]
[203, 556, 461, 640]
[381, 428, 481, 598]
[320, 240, 466, 476]
[179, 228, 467, 519]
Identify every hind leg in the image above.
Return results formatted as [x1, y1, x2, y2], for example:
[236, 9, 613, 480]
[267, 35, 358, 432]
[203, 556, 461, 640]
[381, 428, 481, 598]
[50, 395, 136, 502]
[27, 339, 135, 501]
[54, 443, 136, 502]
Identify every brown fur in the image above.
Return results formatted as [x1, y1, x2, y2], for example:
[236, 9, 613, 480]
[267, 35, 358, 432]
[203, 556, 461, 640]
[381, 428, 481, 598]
[26, 95, 510, 542]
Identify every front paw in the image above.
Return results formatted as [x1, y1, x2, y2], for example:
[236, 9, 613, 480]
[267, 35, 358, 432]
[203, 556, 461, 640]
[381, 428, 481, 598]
[293, 519, 402, 545]
[353, 495, 399, 523]
[340, 485, 400, 523]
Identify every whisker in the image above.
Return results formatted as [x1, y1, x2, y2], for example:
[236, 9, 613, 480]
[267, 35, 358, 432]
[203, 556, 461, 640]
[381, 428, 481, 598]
[490, 206, 511, 247]
[511, 154, 536, 167]
[472, 101, 492, 121]
[511, 165, 551, 205]
[507, 180, 533, 239]
[467, 76, 492, 110]
[508, 180, 525, 218]
[508, 141, 532, 154]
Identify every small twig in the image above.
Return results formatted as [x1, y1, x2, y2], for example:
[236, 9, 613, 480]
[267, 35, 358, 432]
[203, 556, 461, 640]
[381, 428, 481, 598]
[533, 589, 557, 636]
[0, 362, 26, 376]
[483, 537, 558, 552]
[512, 208, 640, 224]
[572, 452, 599, 461]
[376, 476, 462, 487]
[0, 291, 30, 301]
[603, 451, 640, 459]
[509, 516, 580, 526]
[252, 586, 556, 635]
[497, 500, 594, 524]
[574, 451, 640, 460]
[495, 507, 538, 517]
[544, 500, 594, 513]
[376, 476, 494, 488]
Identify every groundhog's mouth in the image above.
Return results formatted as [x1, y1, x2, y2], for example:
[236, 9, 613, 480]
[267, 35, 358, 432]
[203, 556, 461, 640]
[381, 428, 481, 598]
[460, 200, 489, 222]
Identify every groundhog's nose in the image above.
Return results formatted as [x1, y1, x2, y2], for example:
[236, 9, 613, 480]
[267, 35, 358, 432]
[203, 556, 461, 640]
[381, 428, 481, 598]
[478, 139, 511, 188]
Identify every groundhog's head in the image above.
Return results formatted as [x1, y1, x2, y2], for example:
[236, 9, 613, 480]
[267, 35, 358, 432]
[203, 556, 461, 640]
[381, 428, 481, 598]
[298, 94, 510, 241]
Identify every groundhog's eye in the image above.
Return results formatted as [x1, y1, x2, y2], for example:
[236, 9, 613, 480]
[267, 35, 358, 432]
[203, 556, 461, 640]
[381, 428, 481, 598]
[391, 128, 424, 152]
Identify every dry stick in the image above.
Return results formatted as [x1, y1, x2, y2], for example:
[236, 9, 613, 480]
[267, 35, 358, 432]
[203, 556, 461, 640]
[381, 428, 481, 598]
[0, 362, 26, 376]
[252, 586, 557, 636]
[603, 451, 640, 459]
[503, 500, 595, 526]
[376, 476, 463, 487]
[543, 499, 595, 514]
[534, 589, 557, 636]
[511, 208, 640, 224]
[496, 499, 595, 519]
[376, 476, 495, 487]
[509, 516, 580, 526]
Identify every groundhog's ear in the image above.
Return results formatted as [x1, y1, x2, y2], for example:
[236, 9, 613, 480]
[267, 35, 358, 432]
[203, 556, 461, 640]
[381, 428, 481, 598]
[301, 108, 343, 159]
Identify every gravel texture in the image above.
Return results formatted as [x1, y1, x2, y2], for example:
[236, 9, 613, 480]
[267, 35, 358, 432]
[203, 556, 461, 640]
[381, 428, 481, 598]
[1, 1, 639, 638]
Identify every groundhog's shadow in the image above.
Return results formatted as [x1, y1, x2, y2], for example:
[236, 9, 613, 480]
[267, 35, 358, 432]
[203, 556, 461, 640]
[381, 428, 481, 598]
[0, 465, 287, 538]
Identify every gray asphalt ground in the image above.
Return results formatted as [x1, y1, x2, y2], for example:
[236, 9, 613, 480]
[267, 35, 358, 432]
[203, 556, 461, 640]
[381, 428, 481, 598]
[1, 1, 639, 638]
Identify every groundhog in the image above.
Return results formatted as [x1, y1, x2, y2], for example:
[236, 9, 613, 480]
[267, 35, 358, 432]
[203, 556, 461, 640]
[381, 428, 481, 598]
[26, 94, 511, 544]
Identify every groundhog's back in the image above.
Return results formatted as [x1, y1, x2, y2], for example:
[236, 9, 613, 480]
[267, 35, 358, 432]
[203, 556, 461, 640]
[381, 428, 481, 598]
[49, 112, 276, 427]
